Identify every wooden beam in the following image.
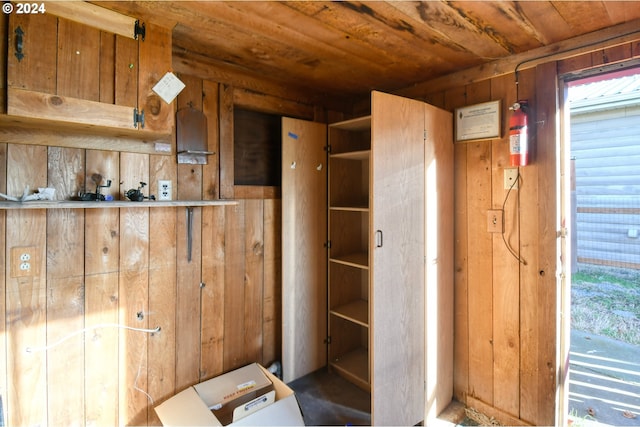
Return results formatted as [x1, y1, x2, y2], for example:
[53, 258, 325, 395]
[45, 1, 137, 39]
[396, 18, 640, 97]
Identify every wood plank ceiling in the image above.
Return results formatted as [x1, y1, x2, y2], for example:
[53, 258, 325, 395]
[95, 1, 640, 102]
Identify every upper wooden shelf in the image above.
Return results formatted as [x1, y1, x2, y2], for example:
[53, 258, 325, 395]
[0, 113, 173, 156]
[329, 116, 371, 131]
[0, 200, 237, 210]
[330, 150, 370, 160]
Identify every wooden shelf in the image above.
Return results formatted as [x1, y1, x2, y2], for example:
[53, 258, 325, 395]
[331, 300, 369, 327]
[330, 253, 369, 269]
[329, 116, 371, 131]
[330, 347, 370, 391]
[0, 200, 238, 210]
[0, 113, 173, 155]
[330, 205, 369, 212]
[330, 150, 370, 160]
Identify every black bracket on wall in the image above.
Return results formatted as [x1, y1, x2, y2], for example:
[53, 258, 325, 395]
[14, 26, 24, 61]
[134, 20, 145, 41]
[133, 108, 145, 129]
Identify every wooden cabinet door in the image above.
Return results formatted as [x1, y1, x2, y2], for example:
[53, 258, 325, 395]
[281, 117, 328, 383]
[370, 91, 426, 426]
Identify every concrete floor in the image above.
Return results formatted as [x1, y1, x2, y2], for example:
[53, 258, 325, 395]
[287, 368, 477, 426]
[569, 330, 640, 426]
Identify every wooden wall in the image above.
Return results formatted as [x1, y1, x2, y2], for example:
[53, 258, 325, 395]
[0, 12, 295, 421]
[400, 41, 640, 426]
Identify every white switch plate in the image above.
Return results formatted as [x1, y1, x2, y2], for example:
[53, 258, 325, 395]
[158, 180, 172, 201]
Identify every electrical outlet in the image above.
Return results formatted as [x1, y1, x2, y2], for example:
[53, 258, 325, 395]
[487, 209, 503, 233]
[158, 180, 172, 201]
[504, 168, 519, 190]
[10, 246, 39, 278]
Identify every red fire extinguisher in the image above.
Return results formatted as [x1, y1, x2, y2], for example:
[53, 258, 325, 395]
[509, 100, 529, 166]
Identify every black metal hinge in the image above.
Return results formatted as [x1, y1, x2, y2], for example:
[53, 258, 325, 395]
[134, 20, 146, 41]
[324, 145, 332, 153]
[324, 336, 332, 344]
[133, 108, 145, 129]
[324, 240, 331, 249]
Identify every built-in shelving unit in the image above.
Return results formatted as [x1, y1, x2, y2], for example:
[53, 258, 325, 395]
[328, 115, 372, 392]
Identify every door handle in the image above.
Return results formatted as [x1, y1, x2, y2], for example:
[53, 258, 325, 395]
[375, 230, 383, 248]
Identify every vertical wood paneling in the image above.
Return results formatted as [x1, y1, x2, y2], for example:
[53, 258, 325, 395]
[5, 145, 48, 427]
[203, 80, 220, 200]
[490, 75, 520, 417]
[175, 204, 202, 389]
[464, 80, 494, 406]
[174, 75, 204, 388]
[223, 202, 246, 370]
[201, 206, 226, 379]
[56, 18, 100, 101]
[466, 139, 494, 405]
[119, 153, 150, 426]
[3, 68, 282, 427]
[46, 148, 86, 426]
[115, 35, 139, 107]
[445, 86, 469, 403]
[532, 62, 559, 427]
[219, 84, 235, 199]
[243, 200, 264, 364]
[7, 13, 57, 93]
[1, 14, 8, 113]
[0, 141, 5, 425]
[262, 199, 281, 366]
[147, 154, 177, 425]
[138, 23, 173, 133]
[84, 150, 120, 427]
[99, 32, 116, 104]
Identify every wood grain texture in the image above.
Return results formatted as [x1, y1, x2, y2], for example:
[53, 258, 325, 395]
[243, 199, 265, 364]
[7, 13, 57, 93]
[147, 205, 176, 424]
[8, 88, 136, 129]
[5, 145, 47, 427]
[370, 91, 425, 426]
[115, 35, 139, 108]
[281, 117, 327, 383]
[45, 1, 137, 39]
[119, 153, 150, 426]
[262, 199, 281, 367]
[219, 84, 235, 199]
[201, 205, 226, 380]
[423, 101, 454, 420]
[445, 85, 470, 404]
[138, 23, 173, 134]
[489, 74, 520, 418]
[46, 147, 85, 426]
[84, 150, 120, 426]
[202, 80, 220, 200]
[57, 18, 101, 101]
[0, 142, 5, 426]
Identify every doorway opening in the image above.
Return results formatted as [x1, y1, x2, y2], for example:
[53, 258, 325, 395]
[565, 68, 640, 426]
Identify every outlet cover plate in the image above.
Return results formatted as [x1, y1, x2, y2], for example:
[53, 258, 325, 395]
[158, 180, 172, 201]
[10, 246, 39, 278]
[504, 168, 519, 190]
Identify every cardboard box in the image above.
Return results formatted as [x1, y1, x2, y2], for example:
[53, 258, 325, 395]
[155, 363, 304, 426]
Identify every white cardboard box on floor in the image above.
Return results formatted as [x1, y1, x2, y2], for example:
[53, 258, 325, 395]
[154, 363, 304, 426]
